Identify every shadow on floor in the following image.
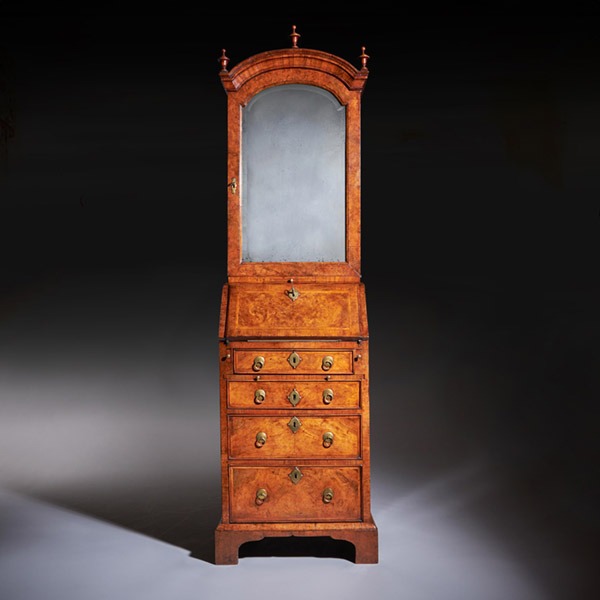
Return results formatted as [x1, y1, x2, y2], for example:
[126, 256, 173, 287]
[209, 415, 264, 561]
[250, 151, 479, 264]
[238, 536, 356, 562]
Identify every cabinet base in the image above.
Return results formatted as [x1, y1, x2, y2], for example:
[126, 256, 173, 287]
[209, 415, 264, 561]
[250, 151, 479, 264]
[214, 519, 378, 565]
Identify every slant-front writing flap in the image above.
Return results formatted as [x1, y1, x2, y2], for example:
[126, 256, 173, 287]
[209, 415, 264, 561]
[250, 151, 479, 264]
[224, 282, 367, 339]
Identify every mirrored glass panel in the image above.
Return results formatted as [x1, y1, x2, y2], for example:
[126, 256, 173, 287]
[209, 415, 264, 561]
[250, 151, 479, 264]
[242, 84, 346, 262]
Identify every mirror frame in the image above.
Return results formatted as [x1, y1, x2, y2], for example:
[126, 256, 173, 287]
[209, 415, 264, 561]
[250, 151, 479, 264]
[220, 46, 368, 282]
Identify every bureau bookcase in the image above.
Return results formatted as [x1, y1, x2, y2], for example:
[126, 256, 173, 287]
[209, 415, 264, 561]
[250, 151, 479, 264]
[214, 26, 378, 564]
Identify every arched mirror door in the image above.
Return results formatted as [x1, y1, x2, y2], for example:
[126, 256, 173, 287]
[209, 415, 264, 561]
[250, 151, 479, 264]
[241, 84, 346, 264]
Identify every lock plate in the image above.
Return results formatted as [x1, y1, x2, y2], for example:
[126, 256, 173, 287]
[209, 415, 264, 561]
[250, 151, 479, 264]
[288, 467, 303, 484]
[287, 388, 302, 407]
[287, 351, 302, 369]
[285, 286, 300, 301]
[287, 416, 302, 433]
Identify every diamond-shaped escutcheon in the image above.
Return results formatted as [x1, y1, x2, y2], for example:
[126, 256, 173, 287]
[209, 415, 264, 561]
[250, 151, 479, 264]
[287, 416, 302, 433]
[288, 467, 303, 484]
[287, 388, 302, 407]
[287, 351, 301, 369]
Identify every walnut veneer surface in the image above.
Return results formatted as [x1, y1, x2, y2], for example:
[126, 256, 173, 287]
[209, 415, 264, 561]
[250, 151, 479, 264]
[214, 31, 377, 564]
[215, 282, 377, 564]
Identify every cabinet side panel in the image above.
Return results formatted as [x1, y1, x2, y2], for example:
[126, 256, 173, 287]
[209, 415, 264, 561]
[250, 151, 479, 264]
[219, 338, 232, 523]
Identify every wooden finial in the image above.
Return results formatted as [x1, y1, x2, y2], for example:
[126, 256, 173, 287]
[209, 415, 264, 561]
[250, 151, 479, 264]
[219, 48, 229, 72]
[359, 46, 369, 70]
[290, 25, 301, 48]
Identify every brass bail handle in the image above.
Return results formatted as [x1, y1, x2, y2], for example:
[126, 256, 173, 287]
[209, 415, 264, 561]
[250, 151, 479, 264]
[322, 488, 334, 503]
[323, 431, 334, 448]
[227, 177, 237, 195]
[256, 488, 268, 505]
[255, 431, 267, 447]
[254, 389, 266, 404]
[321, 355, 334, 371]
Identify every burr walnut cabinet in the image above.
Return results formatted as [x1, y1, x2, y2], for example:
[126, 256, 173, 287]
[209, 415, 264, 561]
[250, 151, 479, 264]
[214, 27, 378, 564]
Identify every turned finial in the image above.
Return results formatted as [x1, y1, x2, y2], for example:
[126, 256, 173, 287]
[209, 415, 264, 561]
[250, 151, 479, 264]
[290, 25, 301, 48]
[219, 48, 229, 72]
[359, 46, 369, 70]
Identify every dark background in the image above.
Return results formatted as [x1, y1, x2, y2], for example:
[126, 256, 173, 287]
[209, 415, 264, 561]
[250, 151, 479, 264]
[1, 8, 599, 282]
[1, 5, 599, 599]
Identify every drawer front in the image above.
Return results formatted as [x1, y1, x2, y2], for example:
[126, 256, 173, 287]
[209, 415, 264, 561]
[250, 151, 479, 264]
[230, 466, 361, 522]
[233, 350, 353, 375]
[228, 415, 360, 459]
[228, 380, 360, 409]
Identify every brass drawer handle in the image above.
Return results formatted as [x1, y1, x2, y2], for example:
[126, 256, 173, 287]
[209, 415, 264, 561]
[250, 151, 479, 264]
[254, 389, 266, 404]
[322, 388, 334, 405]
[321, 355, 334, 371]
[322, 487, 334, 503]
[255, 431, 267, 447]
[255, 488, 268, 505]
[252, 356, 265, 371]
[323, 431, 334, 448]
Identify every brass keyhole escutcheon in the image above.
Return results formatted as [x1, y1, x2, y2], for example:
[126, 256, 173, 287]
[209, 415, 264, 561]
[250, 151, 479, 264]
[323, 431, 334, 448]
[255, 488, 268, 505]
[254, 389, 266, 404]
[287, 388, 301, 407]
[288, 416, 302, 433]
[322, 487, 334, 503]
[289, 467, 303, 484]
[287, 351, 301, 369]
[252, 356, 265, 371]
[286, 286, 300, 301]
[255, 431, 267, 447]
[322, 388, 334, 405]
[285, 279, 300, 301]
[321, 355, 334, 371]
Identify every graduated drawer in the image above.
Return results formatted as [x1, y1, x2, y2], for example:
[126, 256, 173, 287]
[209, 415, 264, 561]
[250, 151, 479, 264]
[229, 466, 361, 523]
[228, 380, 360, 409]
[233, 349, 353, 375]
[228, 415, 361, 459]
